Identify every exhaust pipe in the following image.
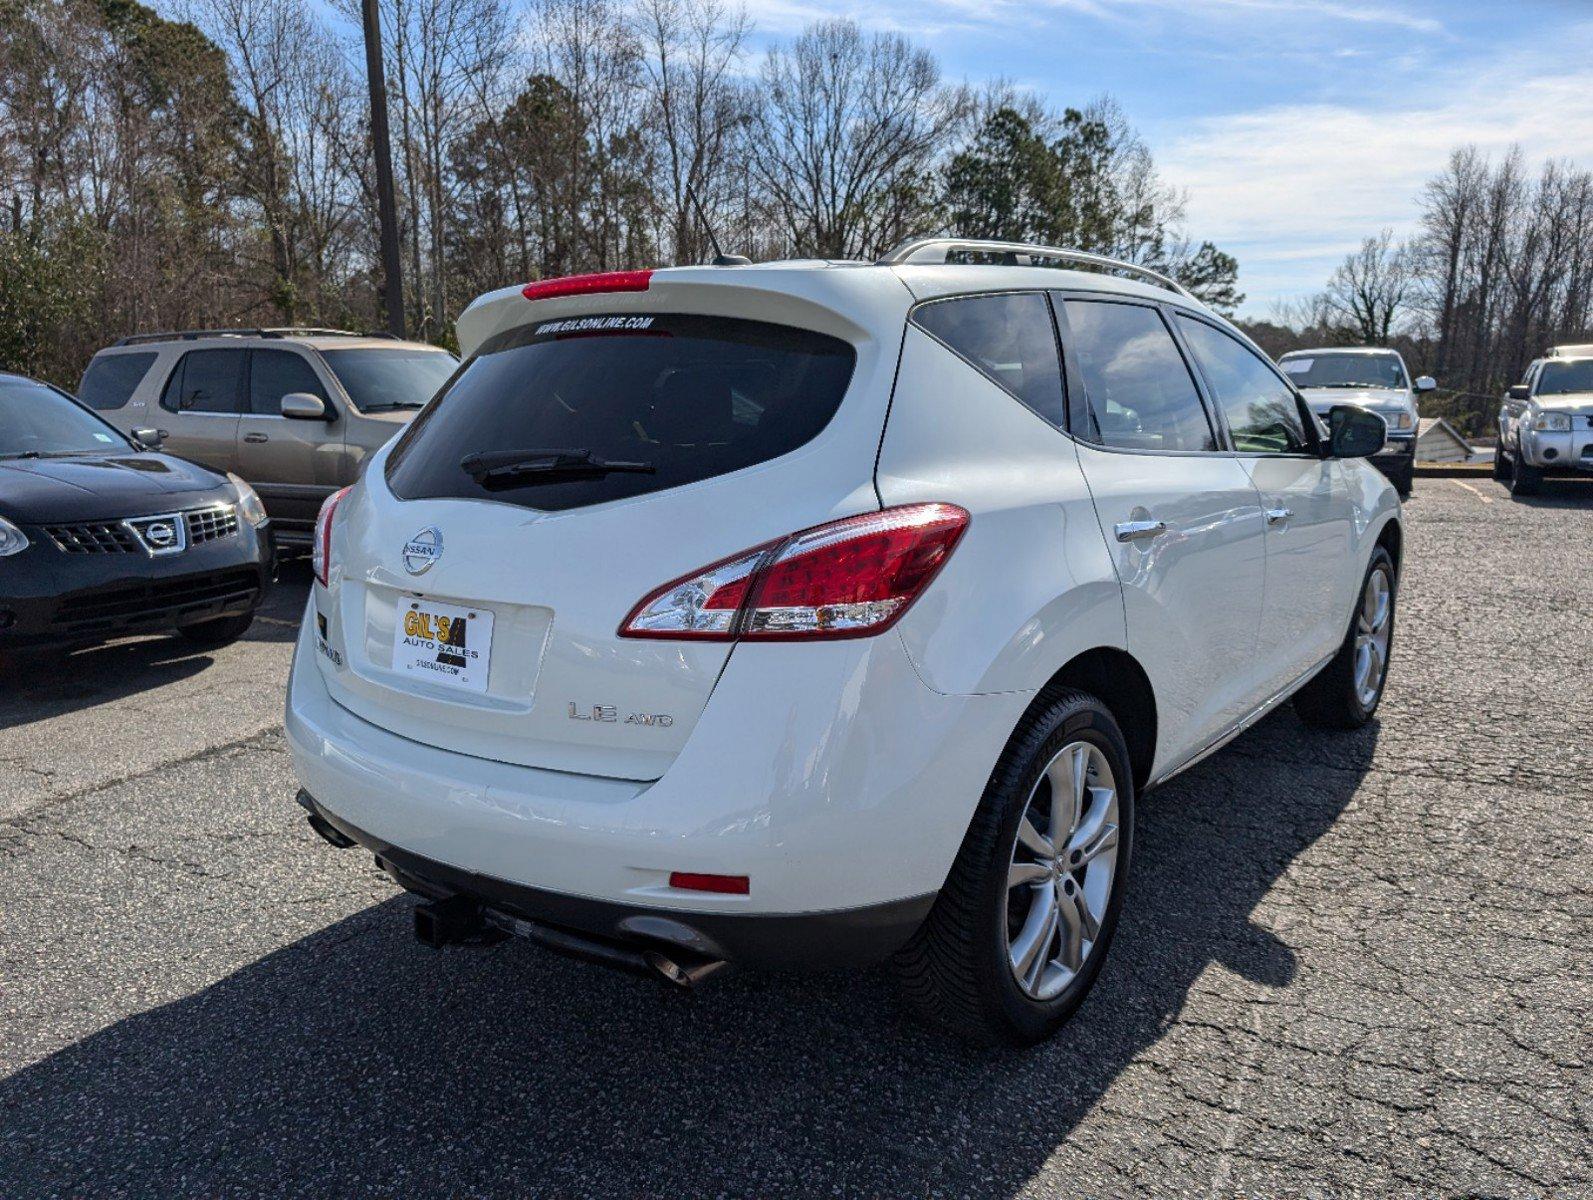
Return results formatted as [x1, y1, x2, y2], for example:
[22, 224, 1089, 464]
[644, 948, 730, 988]
[414, 894, 506, 948]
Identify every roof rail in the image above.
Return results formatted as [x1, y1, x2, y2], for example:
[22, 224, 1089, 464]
[877, 238, 1195, 301]
[111, 326, 374, 347]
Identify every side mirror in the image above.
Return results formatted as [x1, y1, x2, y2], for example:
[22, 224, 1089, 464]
[281, 392, 329, 421]
[130, 427, 164, 449]
[1507, 384, 1530, 401]
[1414, 375, 1437, 393]
[1327, 404, 1387, 459]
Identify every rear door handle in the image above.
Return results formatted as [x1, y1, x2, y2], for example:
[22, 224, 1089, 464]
[1265, 507, 1293, 526]
[243, 432, 269, 444]
[1114, 519, 1168, 543]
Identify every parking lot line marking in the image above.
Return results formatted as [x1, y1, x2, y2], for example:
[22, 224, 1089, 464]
[1450, 479, 1493, 504]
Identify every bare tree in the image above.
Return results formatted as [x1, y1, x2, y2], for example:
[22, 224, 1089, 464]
[185, 0, 364, 322]
[633, 0, 749, 264]
[531, 0, 653, 271]
[2, 1, 1252, 386]
[1323, 229, 1414, 345]
[751, 20, 968, 260]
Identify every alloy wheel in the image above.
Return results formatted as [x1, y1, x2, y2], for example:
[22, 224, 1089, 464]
[1005, 741, 1120, 1001]
[1353, 564, 1393, 708]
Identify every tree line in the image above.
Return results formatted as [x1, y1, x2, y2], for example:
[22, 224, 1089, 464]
[0, 0, 1240, 387]
[1243, 146, 1593, 435]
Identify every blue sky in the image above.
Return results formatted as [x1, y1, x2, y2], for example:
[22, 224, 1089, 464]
[738, 0, 1593, 316]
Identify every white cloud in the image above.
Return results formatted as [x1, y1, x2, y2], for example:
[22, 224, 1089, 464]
[1038, 0, 1443, 34]
[1159, 27, 1593, 312]
[739, 0, 1441, 39]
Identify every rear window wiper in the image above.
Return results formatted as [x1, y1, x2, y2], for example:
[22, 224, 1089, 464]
[461, 448, 657, 486]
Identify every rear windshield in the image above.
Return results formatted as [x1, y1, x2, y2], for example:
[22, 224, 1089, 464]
[321, 347, 459, 412]
[385, 314, 856, 513]
[78, 352, 157, 410]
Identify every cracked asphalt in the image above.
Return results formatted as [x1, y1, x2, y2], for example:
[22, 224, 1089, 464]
[2, 477, 1590, 1198]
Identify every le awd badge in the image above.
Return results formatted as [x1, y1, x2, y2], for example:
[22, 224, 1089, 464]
[569, 703, 674, 728]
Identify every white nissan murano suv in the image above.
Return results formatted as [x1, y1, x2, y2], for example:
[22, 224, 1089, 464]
[288, 240, 1401, 1044]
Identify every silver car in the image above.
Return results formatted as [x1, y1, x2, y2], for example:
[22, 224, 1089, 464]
[1277, 347, 1435, 498]
[1496, 354, 1593, 496]
[80, 329, 458, 547]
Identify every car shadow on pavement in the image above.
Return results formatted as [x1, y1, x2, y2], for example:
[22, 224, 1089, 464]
[0, 638, 218, 729]
[0, 572, 308, 732]
[0, 711, 1378, 1197]
[1505, 477, 1593, 507]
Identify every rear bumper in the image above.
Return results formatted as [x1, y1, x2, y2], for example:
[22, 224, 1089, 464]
[285, 595, 1028, 959]
[296, 787, 933, 969]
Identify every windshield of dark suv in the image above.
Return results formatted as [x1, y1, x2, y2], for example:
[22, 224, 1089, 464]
[0, 376, 130, 458]
[1536, 358, 1593, 395]
[385, 314, 856, 513]
[321, 347, 459, 411]
[1280, 353, 1407, 390]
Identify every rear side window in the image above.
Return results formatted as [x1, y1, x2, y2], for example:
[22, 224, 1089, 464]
[78, 352, 156, 411]
[385, 314, 856, 513]
[160, 349, 246, 414]
[911, 292, 1065, 427]
[1062, 300, 1215, 453]
[249, 349, 327, 415]
[1178, 316, 1311, 454]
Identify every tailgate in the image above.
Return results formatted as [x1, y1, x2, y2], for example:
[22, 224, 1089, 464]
[312, 276, 904, 780]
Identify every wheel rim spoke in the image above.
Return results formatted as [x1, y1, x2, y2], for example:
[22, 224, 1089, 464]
[1055, 881, 1084, 971]
[1042, 746, 1086, 845]
[1015, 815, 1055, 860]
[1010, 882, 1057, 983]
[1068, 802, 1118, 867]
[1007, 861, 1050, 888]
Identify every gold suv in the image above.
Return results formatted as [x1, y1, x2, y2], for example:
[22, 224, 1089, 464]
[81, 328, 457, 547]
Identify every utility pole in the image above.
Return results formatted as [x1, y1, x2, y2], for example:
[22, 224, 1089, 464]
[361, 0, 405, 339]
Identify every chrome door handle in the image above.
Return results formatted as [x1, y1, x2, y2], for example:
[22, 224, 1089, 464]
[1265, 507, 1293, 526]
[243, 432, 269, 444]
[1115, 519, 1168, 543]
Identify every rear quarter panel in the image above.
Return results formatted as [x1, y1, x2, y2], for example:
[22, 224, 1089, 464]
[876, 324, 1126, 697]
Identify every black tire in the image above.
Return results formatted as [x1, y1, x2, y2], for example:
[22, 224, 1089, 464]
[1294, 546, 1396, 730]
[1491, 445, 1509, 482]
[177, 611, 255, 648]
[1393, 461, 1414, 499]
[893, 689, 1135, 1046]
[1509, 452, 1542, 497]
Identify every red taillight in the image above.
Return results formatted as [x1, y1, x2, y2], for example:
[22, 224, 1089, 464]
[312, 485, 352, 587]
[619, 503, 969, 642]
[669, 871, 750, 895]
[522, 270, 653, 303]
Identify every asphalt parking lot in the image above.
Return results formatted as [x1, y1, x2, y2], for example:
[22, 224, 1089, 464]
[2, 476, 1589, 1198]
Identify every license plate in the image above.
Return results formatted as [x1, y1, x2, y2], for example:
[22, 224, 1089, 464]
[394, 598, 493, 693]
